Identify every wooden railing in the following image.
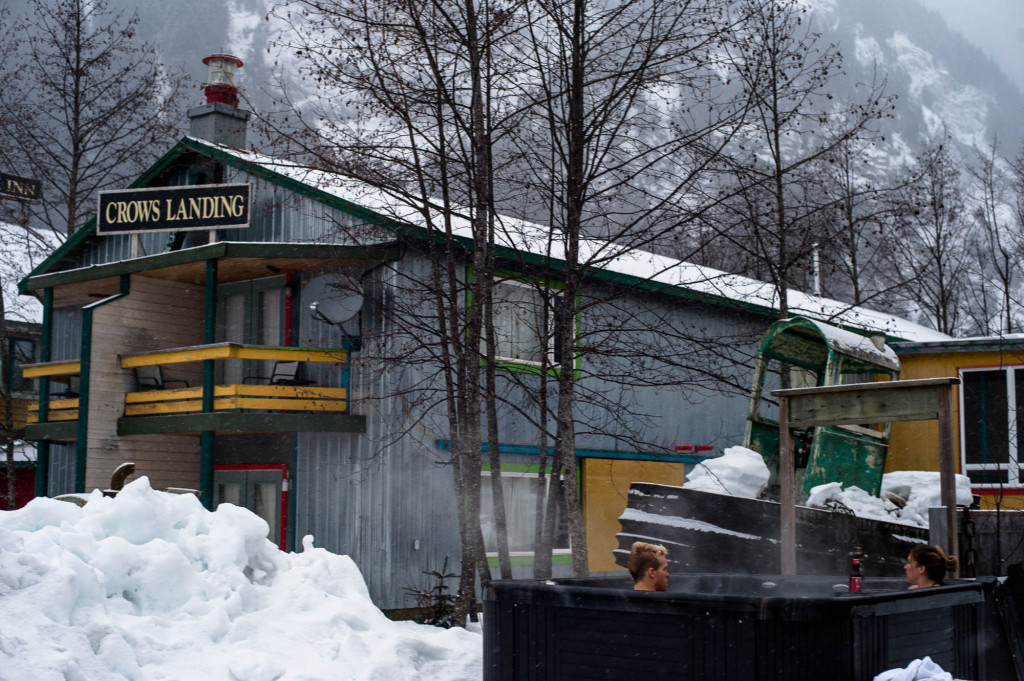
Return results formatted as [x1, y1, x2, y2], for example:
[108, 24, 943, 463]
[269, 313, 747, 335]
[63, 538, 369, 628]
[124, 384, 348, 416]
[25, 345, 351, 424]
[120, 343, 348, 416]
[23, 360, 81, 424]
[119, 342, 347, 368]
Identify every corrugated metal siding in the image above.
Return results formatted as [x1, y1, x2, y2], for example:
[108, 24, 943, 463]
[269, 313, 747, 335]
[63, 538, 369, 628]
[45, 151, 773, 608]
[295, 246, 767, 608]
[47, 443, 76, 497]
[295, 254, 463, 610]
[49, 307, 82, 362]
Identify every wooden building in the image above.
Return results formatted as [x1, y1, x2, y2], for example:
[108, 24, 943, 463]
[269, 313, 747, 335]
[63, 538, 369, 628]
[889, 336, 1024, 511]
[17, 56, 946, 608]
[0, 319, 41, 509]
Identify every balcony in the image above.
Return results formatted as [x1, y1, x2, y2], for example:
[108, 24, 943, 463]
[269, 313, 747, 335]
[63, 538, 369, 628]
[23, 360, 81, 441]
[118, 343, 364, 435]
[24, 344, 365, 439]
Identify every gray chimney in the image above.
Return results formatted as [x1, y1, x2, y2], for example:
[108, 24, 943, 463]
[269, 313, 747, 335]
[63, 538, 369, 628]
[188, 54, 250, 150]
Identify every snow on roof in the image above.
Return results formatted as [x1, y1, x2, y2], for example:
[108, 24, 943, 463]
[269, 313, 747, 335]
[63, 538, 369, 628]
[191, 139, 951, 342]
[797, 317, 901, 369]
[3, 221, 63, 323]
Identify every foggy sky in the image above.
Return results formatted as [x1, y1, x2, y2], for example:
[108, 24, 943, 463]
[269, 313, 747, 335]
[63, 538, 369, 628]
[917, 0, 1024, 92]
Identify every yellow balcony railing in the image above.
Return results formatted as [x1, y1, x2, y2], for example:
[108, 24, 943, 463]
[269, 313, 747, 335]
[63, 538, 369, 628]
[21, 360, 82, 381]
[119, 342, 347, 368]
[23, 360, 81, 424]
[124, 384, 347, 416]
[119, 343, 349, 417]
[26, 398, 79, 423]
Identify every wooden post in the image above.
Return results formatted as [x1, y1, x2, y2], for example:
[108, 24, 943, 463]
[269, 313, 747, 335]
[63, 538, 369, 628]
[936, 383, 959, 577]
[779, 396, 796, 575]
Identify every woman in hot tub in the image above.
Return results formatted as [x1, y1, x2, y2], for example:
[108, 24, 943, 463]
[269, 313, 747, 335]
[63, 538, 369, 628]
[904, 544, 959, 589]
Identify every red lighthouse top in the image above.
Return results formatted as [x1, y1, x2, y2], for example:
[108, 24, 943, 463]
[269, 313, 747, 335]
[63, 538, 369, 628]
[202, 54, 244, 108]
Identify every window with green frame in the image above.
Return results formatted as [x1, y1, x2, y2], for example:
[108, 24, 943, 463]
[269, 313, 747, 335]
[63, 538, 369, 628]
[480, 465, 571, 566]
[479, 270, 576, 375]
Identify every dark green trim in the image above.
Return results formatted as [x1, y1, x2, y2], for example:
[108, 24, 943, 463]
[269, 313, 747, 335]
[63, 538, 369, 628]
[34, 288, 53, 497]
[436, 439, 707, 464]
[200, 259, 218, 509]
[22, 241, 401, 292]
[37, 288, 53, 429]
[893, 338, 1024, 355]
[18, 135, 919, 343]
[34, 441, 49, 497]
[25, 421, 77, 441]
[117, 412, 367, 436]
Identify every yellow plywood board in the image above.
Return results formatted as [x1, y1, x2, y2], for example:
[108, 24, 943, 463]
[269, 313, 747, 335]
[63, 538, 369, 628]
[583, 458, 687, 573]
[125, 385, 346, 403]
[121, 344, 347, 368]
[21, 361, 81, 379]
[124, 396, 347, 416]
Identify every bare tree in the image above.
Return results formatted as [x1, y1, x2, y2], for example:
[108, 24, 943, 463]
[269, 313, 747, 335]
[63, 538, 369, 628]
[268, 0, 531, 623]
[883, 140, 970, 335]
[490, 0, 754, 578]
[967, 137, 1020, 334]
[715, 0, 893, 318]
[0, 0, 183, 236]
[812, 123, 910, 310]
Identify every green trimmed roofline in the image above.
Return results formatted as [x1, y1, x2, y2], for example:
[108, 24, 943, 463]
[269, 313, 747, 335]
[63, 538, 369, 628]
[21, 241, 400, 292]
[19, 136, 926, 344]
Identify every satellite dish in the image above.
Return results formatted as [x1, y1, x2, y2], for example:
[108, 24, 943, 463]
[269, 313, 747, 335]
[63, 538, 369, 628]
[304, 275, 364, 325]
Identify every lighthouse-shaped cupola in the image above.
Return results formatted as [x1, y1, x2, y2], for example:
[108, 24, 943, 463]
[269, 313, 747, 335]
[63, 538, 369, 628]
[188, 53, 250, 150]
[202, 54, 243, 107]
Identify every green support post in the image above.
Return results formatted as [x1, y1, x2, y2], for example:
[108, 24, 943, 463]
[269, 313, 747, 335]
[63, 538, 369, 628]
[199, 259, 218, 509]
[34, 288, 53, 498]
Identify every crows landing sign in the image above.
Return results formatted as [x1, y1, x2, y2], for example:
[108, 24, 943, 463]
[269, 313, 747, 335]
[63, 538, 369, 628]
[97, 183, 250, 235]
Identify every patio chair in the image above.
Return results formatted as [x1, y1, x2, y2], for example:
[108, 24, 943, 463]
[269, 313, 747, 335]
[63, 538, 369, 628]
[134, 366, 189, 391]
[52, 375, 80, 399]
[243, 361, 315, 386]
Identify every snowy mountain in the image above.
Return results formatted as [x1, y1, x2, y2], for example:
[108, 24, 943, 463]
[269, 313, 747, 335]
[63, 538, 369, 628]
[2, 0, 1021, 324]
[812, 0, 1023, 160]
[5, 0, 1017, 157]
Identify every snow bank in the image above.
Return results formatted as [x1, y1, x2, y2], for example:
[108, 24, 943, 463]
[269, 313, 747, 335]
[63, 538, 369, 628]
[683, 444, 972, 530]
[0, 478, 480, 681]
[806, 471, 974, 527]
[683, 446, 770, 498]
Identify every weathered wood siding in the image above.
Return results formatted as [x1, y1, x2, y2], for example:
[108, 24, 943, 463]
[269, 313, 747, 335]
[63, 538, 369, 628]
[84, 275, 204, 492]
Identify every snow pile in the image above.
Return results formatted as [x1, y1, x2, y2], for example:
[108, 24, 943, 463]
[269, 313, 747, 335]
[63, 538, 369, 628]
[683, 446, 770, 498]
[0, 478, 481, 681]
[806, 471, 974, 527]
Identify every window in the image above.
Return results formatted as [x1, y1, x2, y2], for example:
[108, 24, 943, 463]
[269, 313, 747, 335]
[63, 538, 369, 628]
[961, 367, 1024, 486]
[217, 278, 287, 383]
[487, 275, 568, 373]
[7, 338, 36, 393]
[491, 278, 557, 366]
[480, 469, 570, 558]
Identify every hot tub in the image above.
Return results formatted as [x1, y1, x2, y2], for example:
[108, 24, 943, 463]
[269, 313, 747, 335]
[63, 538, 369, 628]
[483, 574, 1000, 681]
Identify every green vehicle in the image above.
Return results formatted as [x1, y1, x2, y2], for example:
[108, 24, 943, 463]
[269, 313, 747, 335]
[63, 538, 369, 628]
[744, 317, 901, 502]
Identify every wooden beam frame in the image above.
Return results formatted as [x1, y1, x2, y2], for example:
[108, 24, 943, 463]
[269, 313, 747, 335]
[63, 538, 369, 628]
[772, 377, 961, 576]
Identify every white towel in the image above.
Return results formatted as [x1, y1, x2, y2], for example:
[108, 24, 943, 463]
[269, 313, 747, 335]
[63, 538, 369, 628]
[872, 656, 954, 681]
